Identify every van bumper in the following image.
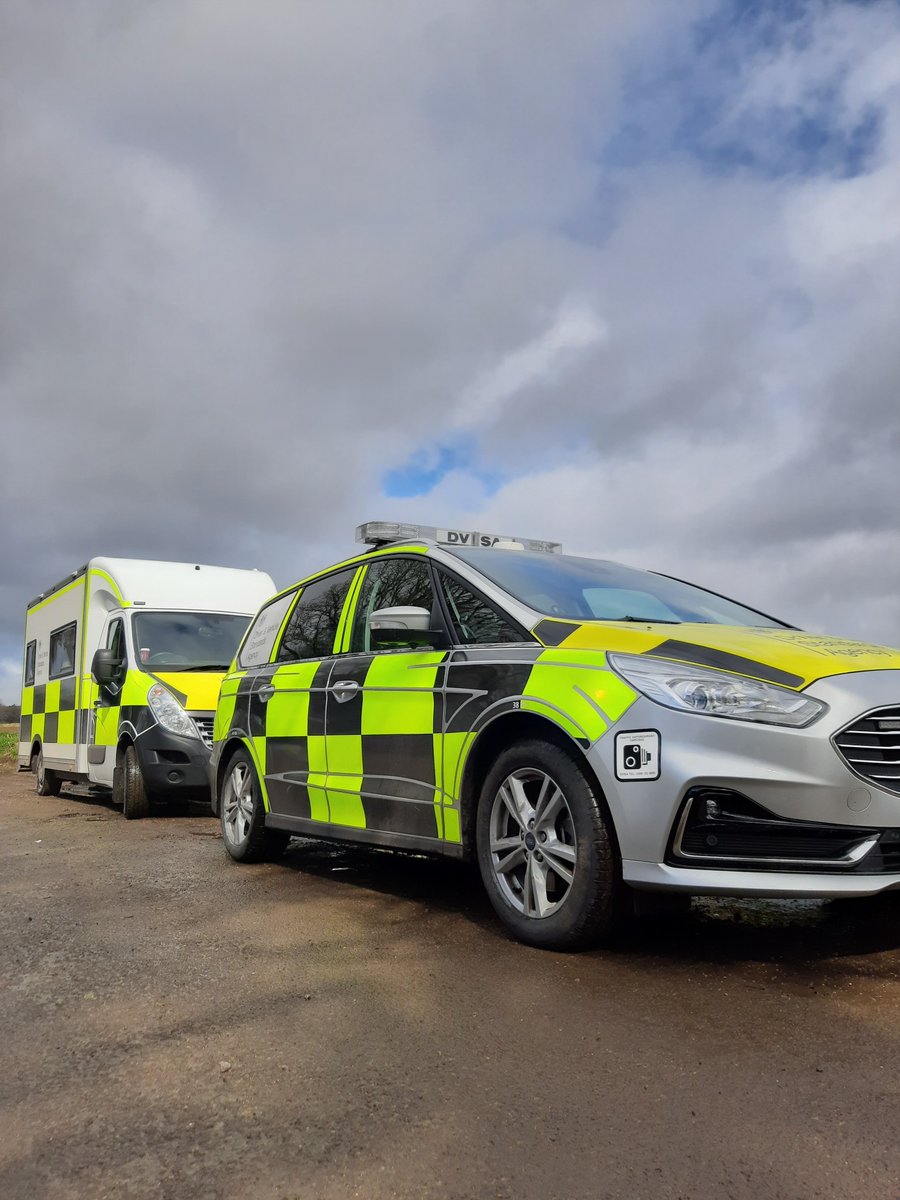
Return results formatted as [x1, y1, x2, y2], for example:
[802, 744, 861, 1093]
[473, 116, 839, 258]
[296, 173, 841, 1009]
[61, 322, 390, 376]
[134, 727, 212, 798]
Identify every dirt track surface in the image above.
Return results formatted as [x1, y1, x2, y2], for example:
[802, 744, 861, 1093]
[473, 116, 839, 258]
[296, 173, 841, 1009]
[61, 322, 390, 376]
[2, 767, 900, 1200]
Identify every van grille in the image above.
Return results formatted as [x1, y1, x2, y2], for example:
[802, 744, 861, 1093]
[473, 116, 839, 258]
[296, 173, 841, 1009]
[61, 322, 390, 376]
[191, 715, 215, 750]
[834, 706, 900, 796]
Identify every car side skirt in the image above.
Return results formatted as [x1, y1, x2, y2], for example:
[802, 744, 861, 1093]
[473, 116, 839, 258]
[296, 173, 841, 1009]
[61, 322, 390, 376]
[264, 813, 466, 858]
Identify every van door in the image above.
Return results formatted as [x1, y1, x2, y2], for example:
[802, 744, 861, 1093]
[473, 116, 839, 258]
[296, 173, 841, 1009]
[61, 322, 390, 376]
[89, 616, 126, 786]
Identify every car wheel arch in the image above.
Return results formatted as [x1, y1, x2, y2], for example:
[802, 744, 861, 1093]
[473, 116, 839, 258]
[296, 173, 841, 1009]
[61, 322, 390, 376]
[214, 737, 256, 815]
[457, 712, 597, 857]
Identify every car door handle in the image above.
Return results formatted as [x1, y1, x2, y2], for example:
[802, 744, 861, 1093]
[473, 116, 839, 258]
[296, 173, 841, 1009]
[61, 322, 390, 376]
[330, 680, 360, 703]
[258, 684, 276, 703]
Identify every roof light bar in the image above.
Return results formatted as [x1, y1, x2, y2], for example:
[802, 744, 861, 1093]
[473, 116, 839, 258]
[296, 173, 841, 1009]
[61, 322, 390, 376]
[355, 522, 562, 554]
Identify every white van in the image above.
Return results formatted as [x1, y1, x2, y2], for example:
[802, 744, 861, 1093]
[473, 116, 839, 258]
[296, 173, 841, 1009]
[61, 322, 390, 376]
[19, 558, 275, 817]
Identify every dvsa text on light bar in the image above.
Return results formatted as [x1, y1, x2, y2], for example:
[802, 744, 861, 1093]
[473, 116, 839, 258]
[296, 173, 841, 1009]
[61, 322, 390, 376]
[355, 522, 563, 554]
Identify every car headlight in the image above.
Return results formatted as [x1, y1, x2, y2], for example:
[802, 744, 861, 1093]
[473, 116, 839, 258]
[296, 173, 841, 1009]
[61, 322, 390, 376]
[607, 652, 827, 728]
[147, 682, 199, 738]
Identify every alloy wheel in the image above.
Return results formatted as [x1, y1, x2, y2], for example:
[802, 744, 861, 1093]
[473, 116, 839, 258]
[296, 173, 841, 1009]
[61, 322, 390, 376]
[222, 761, 255, 849]
[488, 768, 578, 919]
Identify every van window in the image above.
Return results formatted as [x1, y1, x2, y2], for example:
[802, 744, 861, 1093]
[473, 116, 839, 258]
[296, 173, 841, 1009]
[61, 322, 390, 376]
[24, 640, 36, 686]
[106, 619, 124, 660]
[133, 612, 251, 670]
[277, 569, 357, 662]
[49, 622, 77, 680]
[239, 591, 297, 668]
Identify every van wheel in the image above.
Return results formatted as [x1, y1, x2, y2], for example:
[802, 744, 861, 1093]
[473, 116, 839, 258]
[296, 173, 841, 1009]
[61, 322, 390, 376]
[122, 745, 151, 820]
[475, 739, 622, 951]
[33, 747, 62, 797]
[220, 749, 285, 862]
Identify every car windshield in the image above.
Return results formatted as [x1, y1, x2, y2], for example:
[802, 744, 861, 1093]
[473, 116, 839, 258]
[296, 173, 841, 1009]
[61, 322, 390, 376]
[449, 549, 788, 627]
[132, 612, 253, 670]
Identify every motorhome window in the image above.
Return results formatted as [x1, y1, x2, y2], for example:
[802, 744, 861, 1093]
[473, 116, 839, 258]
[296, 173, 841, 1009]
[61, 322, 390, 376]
[277, 569, 357, 662]
[24, 640, 36, 686]
[132, 612, 253, 671]
[49, 622, 77, 680]
[239, 591, 297, 668]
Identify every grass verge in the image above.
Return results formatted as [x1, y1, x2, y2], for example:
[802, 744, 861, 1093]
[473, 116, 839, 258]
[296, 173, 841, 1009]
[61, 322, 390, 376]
[0, 724, 19, 767]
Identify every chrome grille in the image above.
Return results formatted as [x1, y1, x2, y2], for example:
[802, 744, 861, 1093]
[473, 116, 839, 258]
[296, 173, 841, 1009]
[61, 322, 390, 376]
[191, 715, 215, 750]
[834, 705, 900, 795]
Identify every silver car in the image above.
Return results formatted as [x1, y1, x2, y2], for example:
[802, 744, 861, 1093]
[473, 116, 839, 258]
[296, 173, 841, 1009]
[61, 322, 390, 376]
[210, 523, 900, 950]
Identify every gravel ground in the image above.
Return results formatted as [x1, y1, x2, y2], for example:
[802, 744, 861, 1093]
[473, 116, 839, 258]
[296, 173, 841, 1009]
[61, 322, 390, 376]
[2, 765, 899, 1200]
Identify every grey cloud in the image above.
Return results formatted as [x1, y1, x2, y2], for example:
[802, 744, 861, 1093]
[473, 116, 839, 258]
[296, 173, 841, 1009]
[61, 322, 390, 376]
[3, 0, 900, 700]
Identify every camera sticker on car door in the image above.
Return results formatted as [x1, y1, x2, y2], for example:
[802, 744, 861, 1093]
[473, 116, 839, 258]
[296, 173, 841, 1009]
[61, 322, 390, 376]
[615, 730, 660, 781]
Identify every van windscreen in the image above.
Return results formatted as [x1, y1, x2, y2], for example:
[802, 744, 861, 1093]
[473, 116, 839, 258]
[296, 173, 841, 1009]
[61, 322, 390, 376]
[132, 612, 252, 671]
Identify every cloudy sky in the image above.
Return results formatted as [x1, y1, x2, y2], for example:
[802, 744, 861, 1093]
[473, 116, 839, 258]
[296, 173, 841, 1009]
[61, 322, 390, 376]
[2, 0, 900, 702]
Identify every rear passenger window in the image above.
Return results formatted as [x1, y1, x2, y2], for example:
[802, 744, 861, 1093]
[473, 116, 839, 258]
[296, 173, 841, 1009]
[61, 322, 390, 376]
[49, 622, 77, 680]
[24, 640, 36, 686]
[277, 569, 357, 662]
[438, 572, 525, 645]
[239, 591, 297, 668]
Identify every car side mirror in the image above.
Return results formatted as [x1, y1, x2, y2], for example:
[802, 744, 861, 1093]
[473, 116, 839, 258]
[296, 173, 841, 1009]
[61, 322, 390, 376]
[368, 606, 447, 650]
[91, 647, 125, 687]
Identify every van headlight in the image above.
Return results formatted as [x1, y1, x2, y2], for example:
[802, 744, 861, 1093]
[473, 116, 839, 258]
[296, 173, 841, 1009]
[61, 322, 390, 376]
[607, 653, 827, 728]
[147, 683, 199, 738]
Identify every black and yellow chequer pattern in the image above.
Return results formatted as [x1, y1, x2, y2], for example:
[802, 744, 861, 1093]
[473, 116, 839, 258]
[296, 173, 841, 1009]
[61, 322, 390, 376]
[19, 677, 80, 748]
[216, 645, 637, 846]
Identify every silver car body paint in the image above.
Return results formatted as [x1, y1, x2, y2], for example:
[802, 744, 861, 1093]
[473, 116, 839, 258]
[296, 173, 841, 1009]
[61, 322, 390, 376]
[581, 669, 900, 897]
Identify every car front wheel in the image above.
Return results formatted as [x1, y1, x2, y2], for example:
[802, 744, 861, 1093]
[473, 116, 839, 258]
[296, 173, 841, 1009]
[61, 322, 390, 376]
[476, 739, 622, 951]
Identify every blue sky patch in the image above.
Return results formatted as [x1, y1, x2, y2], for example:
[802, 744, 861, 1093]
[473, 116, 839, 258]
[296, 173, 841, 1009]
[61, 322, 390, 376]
[601, 0, 884, 181]
[383, 439, 506, 499]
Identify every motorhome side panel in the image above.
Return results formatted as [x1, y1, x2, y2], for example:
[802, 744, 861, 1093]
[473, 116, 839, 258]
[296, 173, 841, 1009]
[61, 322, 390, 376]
[19, 572, 88, 772]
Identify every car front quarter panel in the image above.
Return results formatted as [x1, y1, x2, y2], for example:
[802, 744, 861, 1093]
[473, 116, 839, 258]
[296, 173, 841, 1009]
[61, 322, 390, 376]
[589, 670, 900, 869]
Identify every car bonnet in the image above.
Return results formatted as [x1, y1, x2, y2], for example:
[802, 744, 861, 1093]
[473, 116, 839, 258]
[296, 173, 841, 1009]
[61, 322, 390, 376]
[531, 620, 900, 690]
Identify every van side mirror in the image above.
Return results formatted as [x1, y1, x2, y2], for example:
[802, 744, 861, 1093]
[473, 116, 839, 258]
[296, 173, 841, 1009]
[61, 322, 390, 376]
[91, 647, 125, 687]
[368, 606, 447, 650]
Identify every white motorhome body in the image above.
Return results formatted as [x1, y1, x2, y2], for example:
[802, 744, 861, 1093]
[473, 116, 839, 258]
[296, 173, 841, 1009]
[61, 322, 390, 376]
[19, 558, 275, 812]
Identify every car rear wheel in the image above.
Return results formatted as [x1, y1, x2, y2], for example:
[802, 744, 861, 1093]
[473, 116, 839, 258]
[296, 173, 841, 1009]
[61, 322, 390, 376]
[476, 739, 622, 950]
[122, 744, 152, 820]
[220, 749, 288, 862]
[33, 747, 61, 797]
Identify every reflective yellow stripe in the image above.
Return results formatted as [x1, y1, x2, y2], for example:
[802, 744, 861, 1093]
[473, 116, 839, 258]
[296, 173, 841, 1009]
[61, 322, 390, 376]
[27, 576, 85, 614]
[335, 567, 366, 654]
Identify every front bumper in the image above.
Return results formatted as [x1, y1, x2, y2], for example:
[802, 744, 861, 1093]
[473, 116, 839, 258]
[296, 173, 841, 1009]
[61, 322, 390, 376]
[589, 668, 900, 899]
[135, 718, 213, 797]
[622, 860, 900, 897]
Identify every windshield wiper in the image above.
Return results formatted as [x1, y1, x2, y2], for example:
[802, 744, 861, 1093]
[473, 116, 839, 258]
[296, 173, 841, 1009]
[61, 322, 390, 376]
[596, 616, 683, 624]
[159, 662, 232, 672]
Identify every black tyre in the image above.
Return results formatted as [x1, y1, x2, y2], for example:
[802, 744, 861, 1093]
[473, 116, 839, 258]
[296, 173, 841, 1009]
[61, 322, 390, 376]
[220, 749, 287, 862]
[33, 747, 62, 797]
[475, 738, 622, 951]
[112, 761, 125, 808]
[122, 744, 152, 820]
